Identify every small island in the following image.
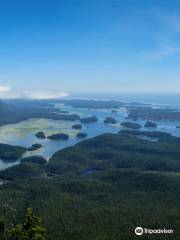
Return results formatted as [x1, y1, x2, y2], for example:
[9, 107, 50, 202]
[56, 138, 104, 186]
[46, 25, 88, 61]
[47, 133, 69, 140]
[72, 124, 82, 129]
[28, 143, 42, 151]
[80, 116, 98, 123]
[35, 131, 46, 139]
[104, 117, 116, 124]
[111, 110, 117, 113]
[59, 99, 123, 109]
[76, 132, 87, 138]
[57, 114, 80, 121]
[144, 121, 157, 128]
[120, 122, 142, 129]
[58, 110, 69, 114]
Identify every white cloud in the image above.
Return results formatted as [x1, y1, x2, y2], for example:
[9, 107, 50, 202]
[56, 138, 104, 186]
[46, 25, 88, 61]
[0, 85, 11, 92]
[0, 86, 70, 99]
[23, 90, 70, 99]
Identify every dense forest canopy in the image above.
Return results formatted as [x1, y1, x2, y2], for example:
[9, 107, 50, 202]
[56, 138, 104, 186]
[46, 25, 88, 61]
[0, 129, 180, 239]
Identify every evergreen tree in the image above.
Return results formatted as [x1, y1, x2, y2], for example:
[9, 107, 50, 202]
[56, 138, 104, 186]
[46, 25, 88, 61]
[0, 208, 47, 240]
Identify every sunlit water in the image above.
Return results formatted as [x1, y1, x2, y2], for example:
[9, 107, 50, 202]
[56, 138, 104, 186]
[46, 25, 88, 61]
[0, 102, 180, 170]
[0, 105, 126, 170]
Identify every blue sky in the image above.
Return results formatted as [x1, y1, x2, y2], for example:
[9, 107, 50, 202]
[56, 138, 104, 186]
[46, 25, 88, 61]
[0, 0, 180, 98]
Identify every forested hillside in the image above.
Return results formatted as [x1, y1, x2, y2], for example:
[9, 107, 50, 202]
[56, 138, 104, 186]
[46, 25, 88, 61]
[0, 132, 180, 239]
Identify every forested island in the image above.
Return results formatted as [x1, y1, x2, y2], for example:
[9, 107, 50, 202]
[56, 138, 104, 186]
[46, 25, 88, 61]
[28, 143, 42, 151]
[144, 121, 157, 128]
[120, 121, 142, 129]
[111, 109, 117, 113]
[35, 131, 46, 139]
[104, 117, 116, 124]
[127, 106, 180, 121]
[47, 133, 69, 140]
[0, 100, 80, 127]
[2, 99, 180, 127]
[80, 116, 98, 123]
[72, 124, 82, 129]
[57, 99, 124, 109]
[76, 132, 87, 138]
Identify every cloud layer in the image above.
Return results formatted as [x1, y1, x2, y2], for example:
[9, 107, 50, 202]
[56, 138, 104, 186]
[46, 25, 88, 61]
[0, 85, 11, 92]
[0, 85, 70, 99]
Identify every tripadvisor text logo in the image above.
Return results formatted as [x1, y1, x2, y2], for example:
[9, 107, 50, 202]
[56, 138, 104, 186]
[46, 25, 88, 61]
[135, 227, 174, 236]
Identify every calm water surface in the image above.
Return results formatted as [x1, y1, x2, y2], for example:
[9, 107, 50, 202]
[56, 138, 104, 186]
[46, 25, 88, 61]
[0, 101, 180, 170]
[0, 105, 126, 169]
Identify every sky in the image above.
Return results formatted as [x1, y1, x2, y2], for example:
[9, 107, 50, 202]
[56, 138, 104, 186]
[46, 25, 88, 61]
[1, 0, 180, 98]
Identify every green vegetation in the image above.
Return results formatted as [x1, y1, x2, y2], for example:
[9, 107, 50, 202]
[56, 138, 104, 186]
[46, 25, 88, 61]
[119, 129, 172, 140]
[55, 114, 80, 121]
[0, 131, 180, 239]
[47, 133, 180, 175]
[35, 132, 46, 139]
[0, 156, 46, 180]
[58, 110, 69, 113]
[80, 116, 98, 123]
[21, 156, 47, 165]
[104, 117, 116, 124]
[127, 106, 180, 121]
[28, 143, 42, 151]
[47, 133, 69, 140]
[111, 109, 117, 113]
[0, 100, 80, 127]
[0, 143, 26, 162]
[144, 121, 157, 128]
[58, 99, 123, 109]
[76, 132, 87, 138]
[0, 208, 47, 240]
[72, 124, 82, 129]
[120, 121, 142, 129]
[3, 99, 180, 125]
